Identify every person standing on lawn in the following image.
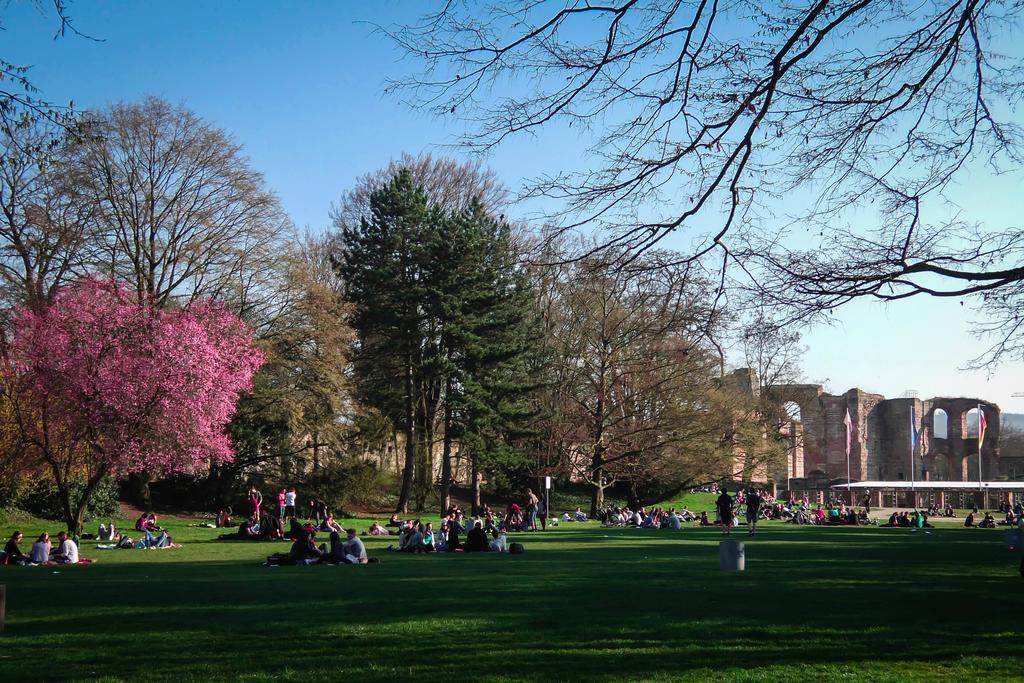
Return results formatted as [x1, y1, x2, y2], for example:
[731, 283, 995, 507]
[285, 487, 297, 519]
[277, 488, 287, 520]
[248, 486, 263, 521]
[716, 487, 735, 537]
[746, 489, 762, 536]
[525, 488, 540, 531]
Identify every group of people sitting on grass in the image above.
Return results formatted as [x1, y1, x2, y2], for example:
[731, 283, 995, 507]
[378, 506, 520, 554]
[267, 526, 369, 565]
[882, 510, 934, 530]
[599, 506, 697, 529]
[925, 503, 957, 518]
[1, 530, 81, 565]
[963, 511, 998, 528]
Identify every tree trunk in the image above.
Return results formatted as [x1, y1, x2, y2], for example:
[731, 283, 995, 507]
[590, 480, 605, 520]
[68, 467, 110, 535]
[396, 362, 416, 514]
[471, 456, 482, 515]
[440, 378, 453, 514]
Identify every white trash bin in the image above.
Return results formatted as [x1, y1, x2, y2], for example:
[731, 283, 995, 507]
[719, 539, 745, 571]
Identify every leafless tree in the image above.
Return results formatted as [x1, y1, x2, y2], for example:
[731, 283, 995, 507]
[66, 97, 291, 314]
[0, 118, 91, 312]
[388, 1, 1024, 364]
[1, 1, 98, 139]
[331, 151, 509, 228]
[538, 241, 742, 513]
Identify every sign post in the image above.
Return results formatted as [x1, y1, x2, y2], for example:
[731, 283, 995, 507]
[545, 476, 551, 527]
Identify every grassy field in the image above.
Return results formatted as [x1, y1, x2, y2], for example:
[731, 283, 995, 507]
[0, 510, 1022, 682]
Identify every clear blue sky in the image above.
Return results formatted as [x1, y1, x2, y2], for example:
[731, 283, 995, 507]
[5, 2, 1023, 413]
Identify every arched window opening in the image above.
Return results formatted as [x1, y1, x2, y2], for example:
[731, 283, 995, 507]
[933, 409, 948, 439]
[964, 407, 981, 438]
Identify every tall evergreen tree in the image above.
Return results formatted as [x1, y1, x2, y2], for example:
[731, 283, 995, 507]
[335, 170, 440, 513]
[430, 201, 541, 513]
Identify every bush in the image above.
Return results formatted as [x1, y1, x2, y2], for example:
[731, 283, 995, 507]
[13, 476, 121, 522]
[303, 458, 382, 515]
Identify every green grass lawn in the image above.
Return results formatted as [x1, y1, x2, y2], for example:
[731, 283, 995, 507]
[1, 514, 1022, 682]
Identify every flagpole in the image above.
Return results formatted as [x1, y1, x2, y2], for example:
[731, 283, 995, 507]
[978, 403, 983, 491]
[910, 403, 916, 509]
[844, 406, 852, 504]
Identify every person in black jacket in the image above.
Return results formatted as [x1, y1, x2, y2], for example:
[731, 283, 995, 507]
[3, 530, 28, 565]
[464, 520, 491, 552]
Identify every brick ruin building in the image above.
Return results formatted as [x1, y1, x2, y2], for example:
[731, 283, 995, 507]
[729, 369, 1018, 506]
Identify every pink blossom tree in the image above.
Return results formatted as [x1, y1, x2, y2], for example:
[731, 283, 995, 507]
[1, 276, 265, 533]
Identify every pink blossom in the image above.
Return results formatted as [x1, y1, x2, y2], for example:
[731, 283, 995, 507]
[5, 276, 265, 477]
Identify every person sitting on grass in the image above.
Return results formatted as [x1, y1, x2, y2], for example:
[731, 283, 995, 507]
[573, 507, 588, 522]
[699, 511, 712, 526]
[216, 508, 233, 528]
[50, 531, 79, 564]
[964, 512, 976, 527]
[422, 522, 437, 552]
[320, 514, 344, 534]
[489, 528, 509, 552]
[97, 522, 119, 541]
[386, 513, 402, 528]
[979, 513, 997, 529]
[31, 532, 51, 563]
[396, 523, 424, 553]
[445, 517, 463, 552]
[3, 530, 29, 565]
[259, 513, 284, 540]
[289, 530, 325, 564]
[667, 511, 682, 530]
[465, 520, 491, 552]
[341, 528, 368, 564]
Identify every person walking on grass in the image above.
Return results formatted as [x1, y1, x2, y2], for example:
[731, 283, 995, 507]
[746, 488, 762, 537]
[717, 487, 735, 537]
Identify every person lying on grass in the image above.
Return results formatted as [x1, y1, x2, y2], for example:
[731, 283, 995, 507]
[489, 529, 509, 552]
[367, 521, 391, 536]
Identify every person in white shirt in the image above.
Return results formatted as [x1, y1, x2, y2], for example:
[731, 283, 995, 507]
[51, 531, 79, 564]
[489, 529, 508, 552]
[284, 488, 297, 519]
[668, 513, 682, 530]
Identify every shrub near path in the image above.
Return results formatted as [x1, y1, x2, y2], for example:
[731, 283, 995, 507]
[0, 517, 1020, 682]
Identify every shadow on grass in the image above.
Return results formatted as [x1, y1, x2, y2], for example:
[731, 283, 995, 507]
[0, 524, 1020, 681]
